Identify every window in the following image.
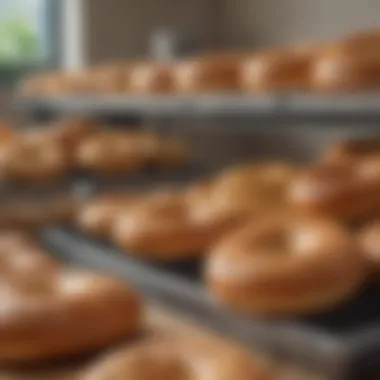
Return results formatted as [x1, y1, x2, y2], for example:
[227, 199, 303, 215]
[0, 0, 58, 82]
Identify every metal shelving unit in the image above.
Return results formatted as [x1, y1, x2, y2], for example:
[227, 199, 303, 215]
[17, 93, 380, 123]
[39, 227, 348, 379]
[41, 227, 380, 380]
[19, 92, 380, 380]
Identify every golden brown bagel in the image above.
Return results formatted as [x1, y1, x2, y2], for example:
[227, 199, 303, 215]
[184, 179, 213, 205]
[75, 131, 154, 174]
[173, 53, 246, 93]
[129, 62, 173, 94]
[111, 188, 238, 260]
[337, 29, 380, 53]
[312, 50, 380, 92]
[18, 74, 45, 97]
[206, 216, 366, 316]
[77, 193, 142, 237]
[18, 72, 67, 97]
[81, 336, 272, 380]
[47, 118, 97, 151]
[59, 71, 94, 94]
[111, 190, 206, 259]
[84, 62, 132, 94]
[0, 232, 141, 361]
[321, 137, 380, 167]
[0, 121, 14, 145]
[358, 221, 380, 274]
[210, 162, 297, 216]
[241, 47, 322, 93]
[0, 130, 72, 183]
[111, 163, 297, 260]
[288, 159, 380, 220]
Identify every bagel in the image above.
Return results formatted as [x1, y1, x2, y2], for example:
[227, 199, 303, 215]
[18, 72, 67, 97]
[358, 221, 380, 274]
[320, 137, 380, 167]
[308, 29, 380, 92]
[77, 193, 142, 237]
[81, 337, 272, 380]
[75, 131, 154, 174]
[0, 130, 72, 183]
[48, 118, 97, 149]
[0, 122, 14, 144]
[111, 163, 298, 260]
[173, 53, 246, 93]
[129, 62, 173, 94]
[84, 62, 132, 94]
[0, 232, 141, 361]
[288, 159, 380, 220]
[312, 50, 380, 92]
[111, 184, 244, 260]
[241, 48, 320, 92]
[18, 74, 45, 97]
[206, 216, 366, 316]
[336, 29, 380, 54]
[111, 189, 225, 260]
[210, 162, 298, 216]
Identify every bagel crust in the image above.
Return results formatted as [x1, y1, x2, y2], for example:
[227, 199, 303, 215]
[206, 216, 366, 316]
[81, 337, 273, 380]
[111, 189, 237, 260]
[320, 138, 380, 167]
[76, 193, 142, 237]
[172, 53, 246, 93]
[358, 221, 380, 275]
[0, 232, 141, 361]
[288, 159, 380, 220]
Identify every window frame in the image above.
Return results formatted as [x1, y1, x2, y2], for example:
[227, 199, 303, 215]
[0, 0, 62, 84]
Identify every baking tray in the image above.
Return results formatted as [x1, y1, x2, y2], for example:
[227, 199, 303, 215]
[40, 227, 380, 380]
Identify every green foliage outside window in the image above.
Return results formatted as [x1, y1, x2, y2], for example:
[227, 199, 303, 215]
[0, 16, 40, 63]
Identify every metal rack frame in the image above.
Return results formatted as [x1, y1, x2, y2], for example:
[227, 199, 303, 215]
[17, 94, 380, 123]
[41, 227, 380, 380]
[18, 93, 380, 380]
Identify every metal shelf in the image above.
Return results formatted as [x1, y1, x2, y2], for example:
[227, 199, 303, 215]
[41, 227, 380, 380]
[17, 93, 380, 122]
[17, 94, 281, 117]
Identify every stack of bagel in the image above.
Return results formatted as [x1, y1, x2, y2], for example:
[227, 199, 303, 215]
[0, 119, 187, 185]
[76, 135, 380, 317]
[0, 231, 274, 380]
[19, 28, 380, 95]
[0, 119, 186, 229]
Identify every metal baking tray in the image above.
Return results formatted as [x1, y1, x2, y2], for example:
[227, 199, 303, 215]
[40, 227, 380, 380]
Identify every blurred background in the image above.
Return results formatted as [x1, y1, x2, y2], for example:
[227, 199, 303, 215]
[2, 0, 380, 165]
[2, 0, 380, 67]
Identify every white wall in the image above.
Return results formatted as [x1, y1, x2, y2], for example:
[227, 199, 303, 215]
[83, 0, 380, 62]
[85, 0, 220, 64]
[221, 0, 380, 49]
